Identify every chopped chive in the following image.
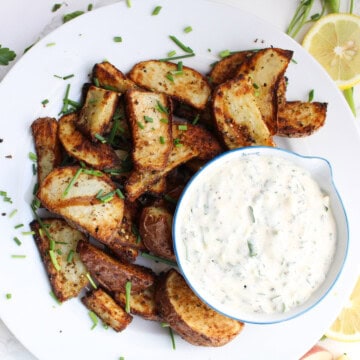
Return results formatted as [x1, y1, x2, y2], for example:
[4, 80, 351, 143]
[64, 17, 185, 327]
[159, 136, 165, 144]
[50, 290, 61, 304]
[93, 77, 100, 87]
[107, 118, 120, 145]
[116, 188, 125, 199]
[137, 121, 145, 129]
[166, 73, 174, 82]
[97, 190, 116, 203]
[49, 250, 61, 271]
[161, 322, 170, 327]
[21, 231, 35, 236]
[247, 241, 257, 257]
[62, 168, 83, 197]
[141, 252, 177, 267]
[192, 114, 200, 125]
[173, 138, 182, 147]
[159, 53, 195, 62]
[5, 293, 12, 299]
[82, 168, 103, 176]
[113, 36, 123, 43]
[87, 3, 93, 11]
[119, 357, 125, 360]
[89, 311, 99, 330]
[86, 272, 98, 289]
[63, 74, 74, 80]
[11, 255, 26, 259]
[14, 223, 24, 229]
[60, 83, 71, 115]
[95, 189, 104, 199]
[63, 10, 84, 23]
[131, 224, 142, 244]
[308, 89, 314, 102]
[46, 42, 56, 47]
[144, 115, 153, 123]
[52, 3, 62, 12]
[169, 327, 176, 350]
[125, 281, 132, 313]
[156, 101, 168, 114]
[160, 118, 169, 124]
[248, 206, 255, 223]
[126, 0, 132, 7]
[94, 133, 107, 143]
[13, 237, 22, 246]
[167, 50, 176, 57]
[8, 209, 18, 218]
[67, 249, 75, 263]
[219, 49, 231, 58]
[28, 152, 37, 161]
[184, 26, 192, 33]
[32, 163, 37, 175]
[49, 238, 55, 251]
[178, 124, 187, 131]
[152, 5, 162, 15]
[169, 35, 193, 54]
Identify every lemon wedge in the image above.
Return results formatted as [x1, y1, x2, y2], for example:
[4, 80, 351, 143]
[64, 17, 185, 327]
[325, 276, 360, 342]
[302, 13, 360, 90]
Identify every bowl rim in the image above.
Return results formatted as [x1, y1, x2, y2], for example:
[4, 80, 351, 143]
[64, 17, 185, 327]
[172, 145, 349, 324]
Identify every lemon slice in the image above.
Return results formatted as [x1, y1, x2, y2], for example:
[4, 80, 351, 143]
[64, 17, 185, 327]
[302, 13, 360, 90]
[325, 276, 360, 342]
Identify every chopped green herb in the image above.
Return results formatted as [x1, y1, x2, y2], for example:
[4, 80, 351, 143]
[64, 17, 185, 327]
[63, 11, 85, 23]
[131, 224, 142, 244]
[137, 121, 145, 129]
[141, 252, 177, 267]
[308, 89, 314, 102]
[67, 249, 75, 263]
[49, 290, 61, 304]
[144, 115, 154, 123]
[5, 293, 12, 299]
[166, 73, 174, 82]
[192, 114, 200, 125]
[126, 0, 132, 8]
[49, 250, 61, 271]
[11, 255, 26, 259]
[159, 136, 166, 144]
[52, 3, 62, 12]
[89, 310, 99, 330]
[63, 168, 83, 197]
[33, 163, 37, 175]
[21, 231, 35, 236]
[0, 45, 16, 65]
[41, 99, 49, 106]
[87, 3, 93, 11]
[169, 35, 193, 54]
[82, 168, 103, 176]
[115, 188, 125, 199]
[219, 49, 231, 58]
[159, 53, 195, 62]
[156, 101, 169, 114]
[152, 6, 162, 15]
[86, 272, 98, 289]
[8, 209, 17, 218]
[248, 206, 255, 223]
[247, 240, 257, 257]
[184, 26, 193, 33]
[59, 83, 71, 115]
[97, 190, 116, 203]
[125, 281, 132, 313]
[94, 133, 107, 143]
[13, 237, 22, 246]
[14, 223, 24, 229]
[286, 0, 315, 38]
[173, 138, 182, 147]
[46, 42, 56, 47]
[63, 74, 74, 80]
[169, 327, 176, 350]
[160, 118, 169, 124]
[167, 50, 176, 57]
[178, 124, 187, 131]
[28, 152, 37, 161]
[113, 36, 123, 43]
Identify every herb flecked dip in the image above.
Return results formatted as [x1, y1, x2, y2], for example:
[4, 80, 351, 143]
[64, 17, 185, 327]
[177, 154, 336, 316]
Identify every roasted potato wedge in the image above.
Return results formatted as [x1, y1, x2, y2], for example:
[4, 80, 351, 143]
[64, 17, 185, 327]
[30, 218, 89, 302]
[77, 85, 119, 142]
[236, 48, 293, 134]
[31, 117, 62, 185]
[92, 61, 136, 93]
[126, 88, 173, 171]
[139, 206, 175, 261]
[82, 288, 133, 332]
[37, 166, 124, 243]
[155, 269, 244, 347]
[212, 75, 274, 148]
[77, 240, 155, 293]
[58, 112, 121, 170]
[128, 60, 211, 110]
[277, 101, 327, 137]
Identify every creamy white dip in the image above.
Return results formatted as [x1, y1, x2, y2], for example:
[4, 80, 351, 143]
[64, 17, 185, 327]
[177, 154, 336, 316]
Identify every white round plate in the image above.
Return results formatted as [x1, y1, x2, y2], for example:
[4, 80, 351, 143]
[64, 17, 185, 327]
[0, 1, 359, 359]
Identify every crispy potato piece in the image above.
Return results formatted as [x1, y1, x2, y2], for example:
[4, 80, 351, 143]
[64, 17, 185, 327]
[125, 137, 199, 202]
[139, 206, 175, 261]
[128, 60, 211, 110]
[82, 288, 133, 332]
[209, 51, 253, 86]
[277, 101, 327, 137]
[58, 112, 120, 170]
[236, 48, 293, 134]
[30, 218, 88, 302]
[155, 269, 244, 347]
[126, 88, 173, 171]
[113, 284, 161, 321]
[37, 166, 124, 243]
[212, 75, 274, 148]
[77, 85, 119, 142]
[77, 240, 155, 293]
[31, 117, 62, 185]
[109, 245, 139, 263]
[92, 61, 137, 93]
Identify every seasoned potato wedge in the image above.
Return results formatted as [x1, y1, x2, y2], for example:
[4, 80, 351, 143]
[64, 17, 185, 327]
[212, 75, 274, 148]
[37, 166, 124, 243]
[236, 48, 293, 134]
[126, 88, 172, 171]
[128, 60, 211, 110]
[31, 117, 62, 185]
[77, 240, 155, 293]
[277, 101, 327, 137]
[30, 218, 89, 302]
[92, 61, 136, 93]
[77, 85, 119, 142]
[58, 112, 120, 170]
[139, 206, 175, 261]
[209, 51, 253, 86]
[113, 284, 161, 321]
[155, 269, 244, 347]
[82, 288, 133, 332]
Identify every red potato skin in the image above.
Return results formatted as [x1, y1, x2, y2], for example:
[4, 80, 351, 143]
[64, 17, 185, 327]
[300, 345, 333, 360]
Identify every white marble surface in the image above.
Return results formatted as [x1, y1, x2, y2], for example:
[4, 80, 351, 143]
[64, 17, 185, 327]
[1, 0, 359, 359]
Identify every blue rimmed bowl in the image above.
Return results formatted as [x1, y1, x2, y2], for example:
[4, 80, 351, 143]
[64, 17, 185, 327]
[173, 146, 349, 324]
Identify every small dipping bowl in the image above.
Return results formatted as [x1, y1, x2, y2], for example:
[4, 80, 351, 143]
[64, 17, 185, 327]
[173, 146, 348, 324]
